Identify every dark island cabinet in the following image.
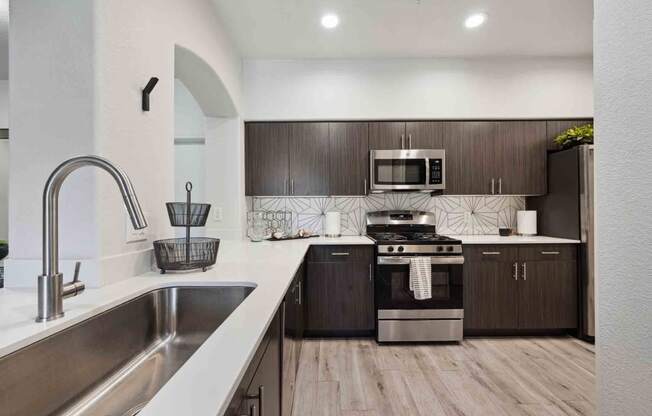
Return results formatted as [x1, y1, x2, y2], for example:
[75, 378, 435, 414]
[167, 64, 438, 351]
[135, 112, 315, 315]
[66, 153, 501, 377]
[305, 245, 375, 335]
[282, 263, 305, 416]
[464, 244, 578, 333]
[329, 122, 369, 195]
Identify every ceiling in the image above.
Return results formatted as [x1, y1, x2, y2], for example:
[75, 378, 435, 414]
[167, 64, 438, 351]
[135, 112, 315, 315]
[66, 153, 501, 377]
[212, 0, 593, 59]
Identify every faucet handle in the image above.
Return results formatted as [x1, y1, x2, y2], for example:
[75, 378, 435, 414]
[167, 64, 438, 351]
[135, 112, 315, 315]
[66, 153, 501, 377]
[63, 261, 85, 299]
[73, 261, 81, 283]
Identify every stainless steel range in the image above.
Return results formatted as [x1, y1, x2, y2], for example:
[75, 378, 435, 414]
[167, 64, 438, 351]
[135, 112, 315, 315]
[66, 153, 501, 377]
[367, 210, 464, 342]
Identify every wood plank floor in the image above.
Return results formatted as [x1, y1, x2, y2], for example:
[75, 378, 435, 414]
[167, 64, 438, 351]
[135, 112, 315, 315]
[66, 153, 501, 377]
[292, 337, 595, 416]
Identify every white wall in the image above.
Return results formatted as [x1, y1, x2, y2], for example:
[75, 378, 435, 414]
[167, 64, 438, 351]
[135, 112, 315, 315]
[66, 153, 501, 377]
[0, 139, 7, 241]
[7, 0, 242, 286]
[244, 58, 593, 120]
[595, 1, 652, 415]
[175, 79, 206, 139]
[0, 80, 7, 128]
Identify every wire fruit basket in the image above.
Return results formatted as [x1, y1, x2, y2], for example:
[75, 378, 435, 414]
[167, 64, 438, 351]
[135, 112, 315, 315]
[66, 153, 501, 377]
[153, 182, 219, 273]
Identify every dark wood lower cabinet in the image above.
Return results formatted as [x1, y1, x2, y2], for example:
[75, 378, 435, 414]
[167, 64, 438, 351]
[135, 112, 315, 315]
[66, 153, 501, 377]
[464, 245, 578, 333]
[281, 264, 304, 416]
[305, 246, 374, 335]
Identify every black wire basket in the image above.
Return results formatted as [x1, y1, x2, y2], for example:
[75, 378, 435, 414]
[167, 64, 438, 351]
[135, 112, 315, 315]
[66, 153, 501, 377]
[153, 182, 219, 273]
[166, 202, 211, 227]
[153, 237, 219, 273]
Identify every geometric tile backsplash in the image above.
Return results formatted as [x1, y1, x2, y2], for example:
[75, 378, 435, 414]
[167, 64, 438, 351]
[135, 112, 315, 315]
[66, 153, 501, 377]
[250, 194, 525, 236]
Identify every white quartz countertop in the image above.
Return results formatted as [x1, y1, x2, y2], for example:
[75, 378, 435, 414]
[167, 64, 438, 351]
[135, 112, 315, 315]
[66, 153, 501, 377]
[0, 235, 373, 416]
[452, 235, 581, 244]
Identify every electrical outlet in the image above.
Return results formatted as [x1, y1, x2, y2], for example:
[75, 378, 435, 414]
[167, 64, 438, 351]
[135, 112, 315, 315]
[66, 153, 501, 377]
[125, 212, 148, 243]
[213, 206, 223, 222]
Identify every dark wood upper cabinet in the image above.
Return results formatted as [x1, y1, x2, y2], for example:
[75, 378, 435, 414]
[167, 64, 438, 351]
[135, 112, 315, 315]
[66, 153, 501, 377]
[443, 121, 497, 195]
[495, 121, 547, 195]
[329, 122, 369, 195]
[288, 123, 330, 196]
[369, 122, 406, 150]
[546, 119, 593, 151]
[245, 123, 289, 196]
[405, 121, 444, 149]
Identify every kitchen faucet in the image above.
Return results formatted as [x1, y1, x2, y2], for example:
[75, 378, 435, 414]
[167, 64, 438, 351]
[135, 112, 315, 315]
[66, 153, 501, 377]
[36, 156, 147, 322]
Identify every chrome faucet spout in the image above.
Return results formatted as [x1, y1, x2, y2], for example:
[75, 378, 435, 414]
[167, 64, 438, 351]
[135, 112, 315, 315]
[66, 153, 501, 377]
[37, 156, 147, 322]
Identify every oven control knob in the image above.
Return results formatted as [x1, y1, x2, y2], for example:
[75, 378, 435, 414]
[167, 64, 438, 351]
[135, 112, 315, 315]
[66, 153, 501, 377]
[436, 246, 444, 252]
[387, 246, 394, 253]
[397, 246, 404, 253]
[446, 246, 454, 252]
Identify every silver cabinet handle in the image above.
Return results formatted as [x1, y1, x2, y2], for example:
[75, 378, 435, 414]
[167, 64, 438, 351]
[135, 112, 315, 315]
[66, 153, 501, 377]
[368, 263, 372, 282]
[331, 252, 350, 256]
[541, 251, 560, 255]
[522, 262, 527, 280]
[290, 179, 294, 195]
[408, 134, 412, 149]
[498, 178, 502, 194]
[482, 251, 501, 256]
[246, 385, 264, 416]
[298, 281, 302, 305]
[364, 179, 367, 195]
[513, 262, 518, 280]
[491, 178, 495, 195]
[400, 134, 405, 149]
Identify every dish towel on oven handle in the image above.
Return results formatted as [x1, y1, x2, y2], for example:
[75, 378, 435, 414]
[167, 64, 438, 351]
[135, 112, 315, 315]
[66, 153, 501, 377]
[409, 257, 432, 300]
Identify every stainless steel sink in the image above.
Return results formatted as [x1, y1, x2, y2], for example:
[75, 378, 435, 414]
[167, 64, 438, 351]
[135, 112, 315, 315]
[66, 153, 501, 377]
[0, 286, 254, 416]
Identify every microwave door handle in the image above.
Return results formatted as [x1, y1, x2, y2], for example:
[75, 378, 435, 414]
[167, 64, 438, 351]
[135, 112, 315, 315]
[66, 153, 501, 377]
[425, 158, 430, 188]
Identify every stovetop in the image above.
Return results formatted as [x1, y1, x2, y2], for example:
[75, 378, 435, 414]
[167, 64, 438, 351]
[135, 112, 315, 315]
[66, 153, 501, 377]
[367, 232, 462, 245]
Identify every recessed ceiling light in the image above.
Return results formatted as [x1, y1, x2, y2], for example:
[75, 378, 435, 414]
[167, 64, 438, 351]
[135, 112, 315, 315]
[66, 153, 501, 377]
[321, 13, 339, 29]
[464, 13, 487, 29]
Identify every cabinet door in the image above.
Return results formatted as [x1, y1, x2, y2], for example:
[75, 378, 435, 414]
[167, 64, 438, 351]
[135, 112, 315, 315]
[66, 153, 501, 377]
[288, 123, 330, 196]
[463, 246, 519, 330]
[245, 123, 289, 196]
[405, 121, 444, 149]
[443, 121, 497, 195]
[495, 121, 547, 195]
[329, 122, 369, 195]
[546, 119, 593, 151]
[518, 260, 578, 329]
[369, 122, 406, 150]
[306, 261, 374, 333]
[244, 315, 281, 416]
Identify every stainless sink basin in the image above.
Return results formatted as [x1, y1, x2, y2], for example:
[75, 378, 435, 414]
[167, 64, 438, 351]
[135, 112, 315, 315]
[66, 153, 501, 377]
[0, 285, 254, 416]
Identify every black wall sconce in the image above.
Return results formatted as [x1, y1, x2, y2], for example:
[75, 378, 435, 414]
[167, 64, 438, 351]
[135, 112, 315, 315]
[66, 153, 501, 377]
[142, 77, 159, 111]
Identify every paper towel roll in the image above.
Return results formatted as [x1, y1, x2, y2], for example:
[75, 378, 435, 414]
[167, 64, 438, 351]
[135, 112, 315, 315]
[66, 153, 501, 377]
[517, 210, 537, 236]
[324, 211, 341, 237]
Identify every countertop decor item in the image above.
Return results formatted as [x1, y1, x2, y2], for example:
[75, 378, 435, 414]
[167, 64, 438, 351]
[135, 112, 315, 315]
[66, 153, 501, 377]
[517, 210, 537, 236]
[324, 211, 341, 237]
[498, 228, 512, 237]
[554, 123, 594, 149]
[153, 182, 219, 273]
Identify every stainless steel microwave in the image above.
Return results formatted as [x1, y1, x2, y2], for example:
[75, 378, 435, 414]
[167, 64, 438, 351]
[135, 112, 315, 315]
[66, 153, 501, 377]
[369, 149, 445, 193]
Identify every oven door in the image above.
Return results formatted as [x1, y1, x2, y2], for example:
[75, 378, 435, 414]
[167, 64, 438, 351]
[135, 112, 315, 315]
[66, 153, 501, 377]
[370, 149, 445, 192]
[375, 255, 463, 313]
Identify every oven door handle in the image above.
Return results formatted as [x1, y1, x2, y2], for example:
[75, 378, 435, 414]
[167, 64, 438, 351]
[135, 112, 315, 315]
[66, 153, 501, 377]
[377, 256, 465, 265]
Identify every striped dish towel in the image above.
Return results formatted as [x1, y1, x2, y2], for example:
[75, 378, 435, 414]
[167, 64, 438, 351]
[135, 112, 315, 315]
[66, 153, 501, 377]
[409, 257, 432, 300]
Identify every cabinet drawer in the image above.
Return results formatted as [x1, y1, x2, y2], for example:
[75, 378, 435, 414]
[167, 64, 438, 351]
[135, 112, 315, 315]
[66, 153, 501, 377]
[465, 245, 519, 263]
[307, 245, 373, 262]
[519, 245, 577, 261]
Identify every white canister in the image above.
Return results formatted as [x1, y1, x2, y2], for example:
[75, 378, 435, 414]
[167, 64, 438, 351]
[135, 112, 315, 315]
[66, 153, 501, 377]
[517, 210, 537, 236]
[324, 211, 341, 237]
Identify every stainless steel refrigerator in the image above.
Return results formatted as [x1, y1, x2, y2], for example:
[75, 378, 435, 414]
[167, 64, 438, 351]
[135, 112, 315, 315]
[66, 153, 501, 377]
[528, 145, 595, 339]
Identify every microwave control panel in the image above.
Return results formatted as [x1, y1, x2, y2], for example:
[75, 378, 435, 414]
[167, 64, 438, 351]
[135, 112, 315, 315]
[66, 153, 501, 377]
[429, 159, 443, 184]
